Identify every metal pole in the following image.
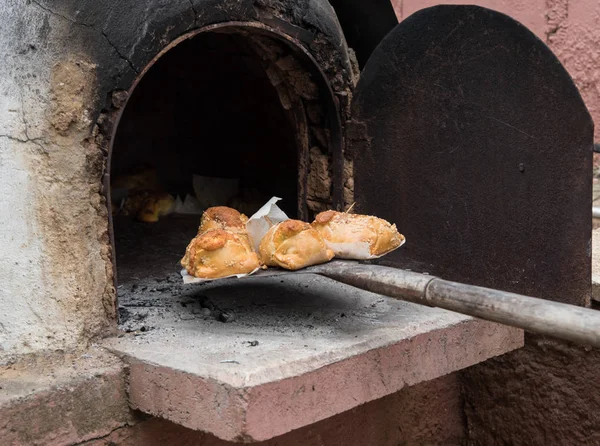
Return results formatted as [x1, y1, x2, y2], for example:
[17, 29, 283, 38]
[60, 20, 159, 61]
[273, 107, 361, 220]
[309, 262, 600, 348]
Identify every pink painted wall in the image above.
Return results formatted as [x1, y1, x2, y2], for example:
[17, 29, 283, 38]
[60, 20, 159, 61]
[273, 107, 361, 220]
[391, 0, 600, 141]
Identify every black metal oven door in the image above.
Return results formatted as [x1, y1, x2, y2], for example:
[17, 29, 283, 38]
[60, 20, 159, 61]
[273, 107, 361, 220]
[348, 5, 593, 305]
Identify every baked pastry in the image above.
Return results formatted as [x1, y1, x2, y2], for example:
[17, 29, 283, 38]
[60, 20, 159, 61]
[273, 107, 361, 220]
[181, 229, 260, 279]
[120, 190, 150, 217]
[198, 206, 249, 234]
[182, 206, 260, 279]
[258, 220, 334, 270]
[111, 165, 175, 222]
[136, 192, 175, 223]
[120, 190, 174, 223]
[311, 210, 405, 259]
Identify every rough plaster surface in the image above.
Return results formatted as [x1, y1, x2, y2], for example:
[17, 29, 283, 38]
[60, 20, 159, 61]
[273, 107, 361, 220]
[0, 347, 133, 445]
[594, 228, 600, 276]
[591, 227, 600, 302]
[0, 1, 116, 361]
[546, 0, 600, 142]
[84, 373, 465, 446]
[392, 0, 600, 141]
[394, 0, 547, 38]
[461, 335, 600, 446]
[104, 274, 522, 441]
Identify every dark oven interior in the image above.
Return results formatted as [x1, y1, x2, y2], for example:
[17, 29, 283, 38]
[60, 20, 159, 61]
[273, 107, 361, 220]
[109, 26, 337, 302]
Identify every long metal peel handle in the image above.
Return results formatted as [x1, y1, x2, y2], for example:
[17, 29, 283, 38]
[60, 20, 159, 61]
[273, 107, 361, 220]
[311, 262, 600, 348]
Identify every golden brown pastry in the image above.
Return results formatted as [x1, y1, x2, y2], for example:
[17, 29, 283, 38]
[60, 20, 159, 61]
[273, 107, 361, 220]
[258, 220, 334, 270]
[120, 190, 152, 217]
[198, 206, 249, 234]
[111, 165, 175, 222]
[136, 192, 175, 223]
[311, 210, 405, 259]
[181, 229, 260, 279]
[120, 190, 174, 223]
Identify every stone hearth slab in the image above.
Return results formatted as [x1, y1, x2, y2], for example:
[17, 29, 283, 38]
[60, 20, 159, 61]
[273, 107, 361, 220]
[104, 273, 523, 442]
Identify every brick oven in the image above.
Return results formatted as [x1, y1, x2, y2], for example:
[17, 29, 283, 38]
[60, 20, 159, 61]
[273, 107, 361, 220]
[1, 1, 598, 444]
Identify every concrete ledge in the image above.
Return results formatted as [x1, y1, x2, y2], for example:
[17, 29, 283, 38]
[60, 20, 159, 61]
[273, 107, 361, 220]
[104, 274, 523, 442]
[0, 347, 133, 445]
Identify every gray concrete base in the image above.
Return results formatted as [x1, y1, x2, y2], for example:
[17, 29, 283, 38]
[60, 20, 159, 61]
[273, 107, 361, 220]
[104, 274, 523, 442]
[0, 347, 133, 445]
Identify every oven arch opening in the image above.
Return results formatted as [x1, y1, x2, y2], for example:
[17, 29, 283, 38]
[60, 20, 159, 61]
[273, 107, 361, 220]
[106, 23, 341, 301]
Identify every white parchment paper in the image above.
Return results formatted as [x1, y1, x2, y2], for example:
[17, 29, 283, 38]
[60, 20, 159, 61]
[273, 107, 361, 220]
[180, 267, 261, 284]
[246, 197, 289, 252]
[172, 194, 204, 215]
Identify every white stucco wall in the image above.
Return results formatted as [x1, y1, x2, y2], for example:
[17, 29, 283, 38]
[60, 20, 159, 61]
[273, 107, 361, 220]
[0, 0, 115, 362]
[0, 1, 61, 359]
